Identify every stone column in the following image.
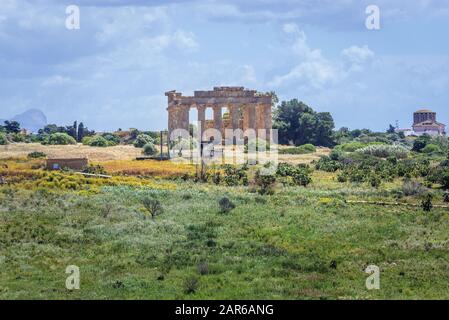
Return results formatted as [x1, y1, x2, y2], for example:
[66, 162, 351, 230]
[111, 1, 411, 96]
[242, 105, 249, 131]
[168, 105, 189, 140]
[249, 104, 256, 131]
[242, 104, 256, 131]
[264, 104, 272, 140]
[213, 105, 223, 137]
[168, 108, 175, 136]
[197, 104, 206, 140]
[256, 104, 265, 139]
[230, 105, 240, 131]
[181, 106, 189, 132]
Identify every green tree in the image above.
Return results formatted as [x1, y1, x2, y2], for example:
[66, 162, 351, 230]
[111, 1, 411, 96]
[387, 124, 396, 134]
[65, 122, 77, 140]
[77, 122, 85, 142]
[38, 124, 60, 135]
[273, 99, 335, 147]
[412, 134, 431, 152]
[73, 121, 78, 140]
[134, 134, 154, 148]
[87, 136, 109, 147]
[101, 133, 120, 146]
[4, 120, 20, 134]
[0, 132, 8, 145]
[143, 143, 157, 155]
[314, 112, 335, 147]
[141, 198, 164, 220]
[47, 132, 76, 145]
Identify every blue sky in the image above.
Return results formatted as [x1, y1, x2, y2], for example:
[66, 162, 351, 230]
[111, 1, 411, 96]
[1, 0, 449, 132]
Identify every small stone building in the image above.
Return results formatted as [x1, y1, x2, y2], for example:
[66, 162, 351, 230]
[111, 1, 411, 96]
[412, 109, 446, 136]
[46, 158, 88, 171]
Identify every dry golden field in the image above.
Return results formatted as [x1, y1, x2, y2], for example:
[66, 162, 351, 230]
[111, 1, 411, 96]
[0, 143, 330, 164]
[0, 143, 142, 161]
[278, 147, 331, 164]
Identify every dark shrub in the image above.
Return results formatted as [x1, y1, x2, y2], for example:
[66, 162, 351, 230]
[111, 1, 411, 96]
[292, 166, 312, 187]
[314, 156, 342, 172]
[87, 136, 109, 147]
[412, 135, 431, 152]
[27, 151, 46, 159]
[212, 172, 221, 185]
[329, 149, 342, 161]
[143, 143, 157, 156]
[184, 277, 199, 294]
[83, 164, 107, 175]
[141, 198, 164, 219]
[443, 192, 449, 203]
[254, 196, 267, 204]
[337, 172, 348, 183]
[47, 133, 76, 145]
[222, 164, 247, 186]
[441, 171, 449, 190]
[101, 133, 120, 146]
[276, 163, 297, 177]
[218, 197, 235, 213]
[254, 170, 276, 195]
[402, 179, 427, 196]
[387, 156, 398, 165]
[197, 262, 209, 275]
[279, 144, 316, 155]
[134, 134, 154, 148]
[0, 132, 8, 145]
[422, 144, 441, 154]
[422, 194, 433, 212]
[369, 175, 381, 188]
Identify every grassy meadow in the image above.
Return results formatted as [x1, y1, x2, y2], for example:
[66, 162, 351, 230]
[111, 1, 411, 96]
[0, 144, 448, 299]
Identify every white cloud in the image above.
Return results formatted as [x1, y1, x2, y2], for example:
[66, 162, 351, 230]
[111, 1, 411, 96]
[41, 75, 71, 87]
[270, 23, 339, 88]
[270, 24, 378, 90]
[282, 22, 300, 35]
[341, 45, 375, 64]
[173, 30, 199, 51]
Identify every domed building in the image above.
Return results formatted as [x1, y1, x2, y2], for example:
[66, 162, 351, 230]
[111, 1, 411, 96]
[411, 109, 446, 136]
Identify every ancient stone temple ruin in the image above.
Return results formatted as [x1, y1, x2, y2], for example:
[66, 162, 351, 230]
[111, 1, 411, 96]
[166, 87, 272, 142]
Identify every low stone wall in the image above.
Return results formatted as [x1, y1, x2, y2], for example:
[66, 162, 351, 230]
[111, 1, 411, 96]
[46, 158, 88, 171]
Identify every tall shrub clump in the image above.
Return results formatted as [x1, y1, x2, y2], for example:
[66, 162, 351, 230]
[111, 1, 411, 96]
[0, 132, 8, 145]
[357, 145, 409, 159]
[46, 133, 77, 145]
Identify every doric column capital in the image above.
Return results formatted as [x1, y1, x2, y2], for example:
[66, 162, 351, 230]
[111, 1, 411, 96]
[197, 104, 206, 112]
[228, 104, 239, 111]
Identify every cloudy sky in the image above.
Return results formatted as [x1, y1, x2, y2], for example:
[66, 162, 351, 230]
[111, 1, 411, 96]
[1, 0, 449, 131]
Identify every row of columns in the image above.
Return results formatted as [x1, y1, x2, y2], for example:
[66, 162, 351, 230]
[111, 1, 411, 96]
[169, 103, 271, 141]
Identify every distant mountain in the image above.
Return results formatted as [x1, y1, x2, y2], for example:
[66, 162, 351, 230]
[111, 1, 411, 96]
[0, 109, 47, 133]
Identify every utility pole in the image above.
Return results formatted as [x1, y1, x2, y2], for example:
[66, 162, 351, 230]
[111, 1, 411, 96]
[160, 131, 163, 160]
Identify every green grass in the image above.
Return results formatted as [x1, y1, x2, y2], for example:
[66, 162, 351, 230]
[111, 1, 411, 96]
[1, 178, 448, 299]
[279, 144, 317, 155]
